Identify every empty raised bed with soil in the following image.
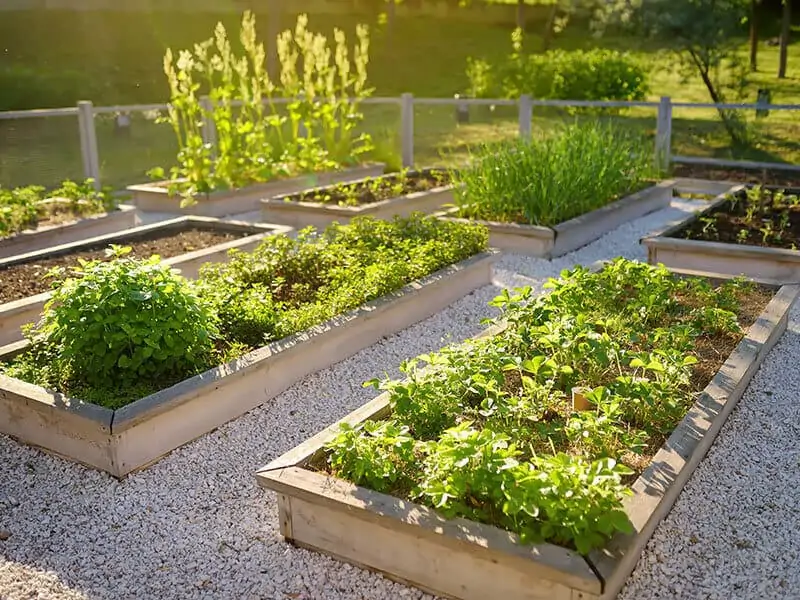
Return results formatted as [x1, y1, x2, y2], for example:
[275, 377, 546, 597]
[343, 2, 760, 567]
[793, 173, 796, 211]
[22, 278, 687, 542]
[643, 184, 800, 282]
[258, 262, 798, 600]
[0, 217, 290, 346]
[0, 204, 137, 259]
[437, 181, 674, 258]
[128, 164, 385, 217]
[260, 169, 456, 229]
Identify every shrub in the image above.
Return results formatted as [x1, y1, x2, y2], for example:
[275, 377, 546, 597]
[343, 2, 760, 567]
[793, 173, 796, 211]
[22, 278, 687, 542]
[452, 120, 655, 226]
[466, 28, 649, 103]
[15, 247, 217, 400]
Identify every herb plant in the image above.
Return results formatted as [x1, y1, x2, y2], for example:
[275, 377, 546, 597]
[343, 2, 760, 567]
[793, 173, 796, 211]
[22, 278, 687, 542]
[325, 259, 764, 554]
[0, 179, 116, 239]
[3, 215, 488, 407]
[452, 121, 655, 226]
[154, 12, 373, 202]
[6, 246, 218, 408]
[197, 213, 488, 348]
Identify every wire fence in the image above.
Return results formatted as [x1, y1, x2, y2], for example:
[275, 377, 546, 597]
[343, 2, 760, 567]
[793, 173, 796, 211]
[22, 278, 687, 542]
[1, 95, 800, 191]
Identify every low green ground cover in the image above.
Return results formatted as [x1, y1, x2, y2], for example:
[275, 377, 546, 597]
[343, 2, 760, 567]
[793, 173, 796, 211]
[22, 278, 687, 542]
[0, 179, 117, 239]
[1, 214, 488, 408]
[452, 121, 655, 226]
[324, 259, 769, 554]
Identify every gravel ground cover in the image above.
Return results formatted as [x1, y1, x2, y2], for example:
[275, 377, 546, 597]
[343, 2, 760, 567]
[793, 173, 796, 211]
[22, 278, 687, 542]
[3, 198, 799, 600]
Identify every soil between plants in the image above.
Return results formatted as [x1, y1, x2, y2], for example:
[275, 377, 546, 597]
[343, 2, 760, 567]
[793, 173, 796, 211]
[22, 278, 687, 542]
[673, 163, 800, 188]
[291, 171, 451, 207]
[0, 227, 248, 303]
[672, 192, 800, 250]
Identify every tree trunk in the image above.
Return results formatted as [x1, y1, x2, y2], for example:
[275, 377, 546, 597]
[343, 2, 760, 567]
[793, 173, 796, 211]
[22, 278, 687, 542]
[267, 0, 281, 82]
[517, 0, 525, 30]
[750, 0, 758, 71]
[541, 3, 558, 52]
[779, 0, 791, 79]
[689, 49, 746, 145]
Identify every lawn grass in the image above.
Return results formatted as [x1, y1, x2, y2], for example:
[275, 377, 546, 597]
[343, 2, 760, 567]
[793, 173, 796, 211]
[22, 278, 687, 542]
[1, 9, 800, 189]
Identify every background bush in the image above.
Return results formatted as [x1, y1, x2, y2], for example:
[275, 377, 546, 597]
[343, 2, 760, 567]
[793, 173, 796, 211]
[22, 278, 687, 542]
[467, 29, 649, 102]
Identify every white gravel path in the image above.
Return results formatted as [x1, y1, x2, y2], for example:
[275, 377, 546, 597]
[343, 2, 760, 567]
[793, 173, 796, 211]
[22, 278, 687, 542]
[3, 197, 797, 600]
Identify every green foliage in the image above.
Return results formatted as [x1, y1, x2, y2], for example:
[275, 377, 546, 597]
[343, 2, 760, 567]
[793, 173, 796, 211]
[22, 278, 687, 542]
[293, 170, 451, 207]
[466, 28, 649, 103]
[9, 246, 218, 401]
[453, 121, 655, 226]
[3, 215, 486, 407]
[0, 179, 117, 239]
[198, 213, 488, 348]
[636, 0, 750, 144]
[327, 259, 755, 553]
[157, 11, 373, 201]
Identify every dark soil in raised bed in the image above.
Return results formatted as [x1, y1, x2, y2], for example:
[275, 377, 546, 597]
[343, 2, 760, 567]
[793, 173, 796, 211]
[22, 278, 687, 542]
[292, 170, 451, 207]
[671, 187, 800, 250]
[673, 163, 800, 188]
[0, 227, 248, 303]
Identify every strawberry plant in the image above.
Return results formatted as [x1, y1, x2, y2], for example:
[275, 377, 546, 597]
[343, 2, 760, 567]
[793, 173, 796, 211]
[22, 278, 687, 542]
[325, 259, 766, 554]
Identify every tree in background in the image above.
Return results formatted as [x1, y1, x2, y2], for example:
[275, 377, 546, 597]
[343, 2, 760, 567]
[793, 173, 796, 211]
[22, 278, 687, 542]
[751, 0, 760, 71]
[636, 0, 750, 144]
[779, 0, 791, 77]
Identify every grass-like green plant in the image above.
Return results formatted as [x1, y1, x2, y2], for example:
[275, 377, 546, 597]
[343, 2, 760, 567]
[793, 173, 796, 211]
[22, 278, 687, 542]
[326, 259, 762, 554]
[3, 214, 488, 407]
[452, 121, 656, 227]
[0, 178, 117, 239]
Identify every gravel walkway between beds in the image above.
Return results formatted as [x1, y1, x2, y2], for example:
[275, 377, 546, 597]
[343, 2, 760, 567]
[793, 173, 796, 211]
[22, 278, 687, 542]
[3, 198, 797, 600]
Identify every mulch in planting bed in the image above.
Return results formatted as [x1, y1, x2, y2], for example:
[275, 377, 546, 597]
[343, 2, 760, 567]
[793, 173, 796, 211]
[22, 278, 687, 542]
[292, 170, 451, 206]
[673, 163, 800, 188]
[672, 192, 800, 250]
[0, 227, 248, 303]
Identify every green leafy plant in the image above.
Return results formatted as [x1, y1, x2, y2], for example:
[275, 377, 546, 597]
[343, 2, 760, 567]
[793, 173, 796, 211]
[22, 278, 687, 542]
[6, 246, 218, 407]
[326, 259, 762, 554]
[156, 12, 374, 202]
[0, 179, 117, 239]
[3, 215, 487, 407]
[466, 28, 649, 105]
[292, 169, 451, 207]
[453, 121, 655, 226]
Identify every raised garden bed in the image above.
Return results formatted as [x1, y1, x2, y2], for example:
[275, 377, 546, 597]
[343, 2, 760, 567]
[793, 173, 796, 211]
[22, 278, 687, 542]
[643, 184, 800, 283]
[0, 204, 137, 259]
[260, 169, 456, 229]
[0, 179, 135, 258]
[0, 217, 291, 346]
[258, 260, 798, 600]
[437, 181, 674, 258]
[128, 164, 385, 218]
[0, 215, 494, 477]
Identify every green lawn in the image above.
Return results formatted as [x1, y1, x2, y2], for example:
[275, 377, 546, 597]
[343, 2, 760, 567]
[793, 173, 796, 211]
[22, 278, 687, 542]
[1, 9, 800, 189]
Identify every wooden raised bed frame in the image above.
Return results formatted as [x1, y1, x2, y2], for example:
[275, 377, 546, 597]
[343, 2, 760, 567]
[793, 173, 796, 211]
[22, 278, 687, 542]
[0, 216, 293, 347]
[0, 204, 137, 259]
[643, 184, 800, 283]
[436, 181, 674, 258]
[257, 270, 799, 600]
[0, 251, 496, 478]
[260, 169, 456, 229]
[127, 164, 385, 218]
